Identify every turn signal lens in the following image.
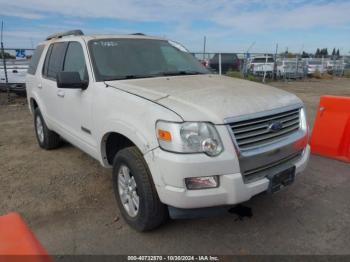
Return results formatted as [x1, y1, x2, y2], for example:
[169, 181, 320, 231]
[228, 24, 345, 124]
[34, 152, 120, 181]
[158, 129, 172, 141]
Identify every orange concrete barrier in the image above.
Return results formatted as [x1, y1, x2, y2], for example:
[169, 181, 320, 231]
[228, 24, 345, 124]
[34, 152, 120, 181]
[310, 95, 350, 162]
[0, 212, 52, 262]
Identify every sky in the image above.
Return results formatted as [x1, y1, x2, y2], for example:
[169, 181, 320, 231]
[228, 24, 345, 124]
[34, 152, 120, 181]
[0, 0, 349, 54]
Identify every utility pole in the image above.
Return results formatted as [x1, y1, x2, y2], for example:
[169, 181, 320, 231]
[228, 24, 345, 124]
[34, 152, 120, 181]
[274, 43, 278, 79]
[203, 36, 206, 61]
[1, 21, 10, 103]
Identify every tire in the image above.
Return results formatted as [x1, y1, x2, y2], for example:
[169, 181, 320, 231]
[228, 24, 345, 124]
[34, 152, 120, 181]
[34, 108, 61, 150]
[112, 146, 168, 231]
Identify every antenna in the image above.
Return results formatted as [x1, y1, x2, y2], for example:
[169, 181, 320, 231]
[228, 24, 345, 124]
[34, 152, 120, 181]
[203, 36, 206, 61]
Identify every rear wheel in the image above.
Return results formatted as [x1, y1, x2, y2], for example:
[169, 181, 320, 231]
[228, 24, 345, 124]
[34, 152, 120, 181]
[112, 146, 168, 231]
[34, 108, 61, 149]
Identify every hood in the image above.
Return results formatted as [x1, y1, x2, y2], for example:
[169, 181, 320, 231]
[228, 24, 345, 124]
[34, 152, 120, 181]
[106, 75, 302, 124]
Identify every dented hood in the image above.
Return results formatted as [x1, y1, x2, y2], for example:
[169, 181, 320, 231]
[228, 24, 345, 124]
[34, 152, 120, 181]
[106, 75, 302, 124]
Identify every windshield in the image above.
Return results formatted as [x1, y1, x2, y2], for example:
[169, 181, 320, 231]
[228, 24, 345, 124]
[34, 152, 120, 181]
[88, 38, 209, 81]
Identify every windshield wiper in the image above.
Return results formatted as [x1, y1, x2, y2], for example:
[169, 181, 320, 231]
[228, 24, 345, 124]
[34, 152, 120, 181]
[104, 74, 157, 81]
[158, 70, 206, 76]
[103, 71, 206, 81]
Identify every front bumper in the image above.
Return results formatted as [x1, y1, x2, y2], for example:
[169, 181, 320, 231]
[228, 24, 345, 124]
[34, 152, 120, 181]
[145, 129, 310, 209]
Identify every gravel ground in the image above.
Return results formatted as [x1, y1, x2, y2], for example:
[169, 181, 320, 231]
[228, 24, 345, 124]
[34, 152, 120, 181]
[0, 78, 349, 255]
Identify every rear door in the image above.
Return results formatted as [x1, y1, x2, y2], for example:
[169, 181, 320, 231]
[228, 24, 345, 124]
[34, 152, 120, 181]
[40, 41, 68, 128]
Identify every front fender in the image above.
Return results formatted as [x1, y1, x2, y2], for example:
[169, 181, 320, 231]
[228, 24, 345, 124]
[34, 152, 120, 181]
[98, 119, 158, 167]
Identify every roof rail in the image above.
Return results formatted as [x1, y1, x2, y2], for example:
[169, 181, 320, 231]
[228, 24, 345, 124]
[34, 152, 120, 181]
[46, 29, 84, 40]
[130, 33, 146, 36]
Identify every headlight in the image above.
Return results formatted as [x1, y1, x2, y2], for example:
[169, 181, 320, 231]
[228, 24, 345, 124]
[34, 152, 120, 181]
[156, 121, 223, 156]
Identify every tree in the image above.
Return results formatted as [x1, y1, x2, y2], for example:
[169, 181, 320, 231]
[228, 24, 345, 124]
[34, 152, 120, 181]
[336, 49, 340, 58]
[315, 48, 320, 57]
[318, 48, 328, 57]
[324, 48, 328, 57]
[332, 48, 336, 57]
[301, 51, 310, 58]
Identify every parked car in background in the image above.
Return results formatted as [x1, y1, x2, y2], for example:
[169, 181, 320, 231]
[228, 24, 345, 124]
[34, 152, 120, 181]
[26, 30, 310, 231]
[344, 57, 350, 68]
[306, 60, 326, 75]
[326, 59, 344, 75]
[345, 62, 350, 70]
[209, 53, 240, 74]
[248, 56, 275, 77]
[0, 61, 29, 96]
[276, 59, 305, 79]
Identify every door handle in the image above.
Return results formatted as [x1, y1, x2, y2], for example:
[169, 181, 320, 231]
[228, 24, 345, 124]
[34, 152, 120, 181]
[37, 84, 42, 89]
[57, 90, 65, 98]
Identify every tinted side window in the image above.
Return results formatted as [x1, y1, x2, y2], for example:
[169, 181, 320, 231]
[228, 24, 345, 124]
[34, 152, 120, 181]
[42, 45, 53, 77]
[27, 45, 45, 75]
[43, 42, 67, 79]
[63, 42, 88, 81]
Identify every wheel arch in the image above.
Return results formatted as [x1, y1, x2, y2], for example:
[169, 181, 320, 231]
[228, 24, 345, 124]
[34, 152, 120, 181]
[29, 97, 39, 113]
[100, 127, 155, 167]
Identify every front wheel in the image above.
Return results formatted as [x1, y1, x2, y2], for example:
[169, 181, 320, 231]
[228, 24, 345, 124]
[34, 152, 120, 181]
[112, 147, 168, 231]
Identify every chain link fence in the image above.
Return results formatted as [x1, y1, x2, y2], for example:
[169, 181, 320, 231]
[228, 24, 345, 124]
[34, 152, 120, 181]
[192, 52, 348, 82]
[0, 48, 34, 104]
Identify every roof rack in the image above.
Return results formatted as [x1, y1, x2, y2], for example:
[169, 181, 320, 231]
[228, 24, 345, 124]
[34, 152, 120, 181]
[130, 33, 146, 36]
[46, 30, 84, 40]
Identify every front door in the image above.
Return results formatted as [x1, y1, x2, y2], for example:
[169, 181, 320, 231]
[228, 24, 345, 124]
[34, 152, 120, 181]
[55, 41, 97, 151]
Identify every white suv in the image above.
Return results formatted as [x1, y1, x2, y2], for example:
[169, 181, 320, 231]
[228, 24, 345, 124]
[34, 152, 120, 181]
[248, 56, 275, 77]
[26, 30, 310, 231]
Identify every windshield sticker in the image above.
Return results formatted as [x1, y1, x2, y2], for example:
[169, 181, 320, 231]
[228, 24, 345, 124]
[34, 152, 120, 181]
[94, 41, 119, 47]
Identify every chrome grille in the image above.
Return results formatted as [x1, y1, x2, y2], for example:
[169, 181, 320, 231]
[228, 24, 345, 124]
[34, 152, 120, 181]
[229, 108, 301, 150]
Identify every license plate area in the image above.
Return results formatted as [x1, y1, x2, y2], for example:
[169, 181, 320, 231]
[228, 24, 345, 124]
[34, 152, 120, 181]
[267, 166, 295, 193]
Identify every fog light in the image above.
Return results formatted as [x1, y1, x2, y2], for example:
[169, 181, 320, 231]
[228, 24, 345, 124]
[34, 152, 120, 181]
[185, 176, 219, 190]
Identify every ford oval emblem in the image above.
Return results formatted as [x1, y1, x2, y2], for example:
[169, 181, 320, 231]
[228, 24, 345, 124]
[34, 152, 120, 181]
[268, 121, 283, 132]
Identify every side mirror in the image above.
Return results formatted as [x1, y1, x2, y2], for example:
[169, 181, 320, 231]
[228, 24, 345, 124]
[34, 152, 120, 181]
[57, 71, 88, 90]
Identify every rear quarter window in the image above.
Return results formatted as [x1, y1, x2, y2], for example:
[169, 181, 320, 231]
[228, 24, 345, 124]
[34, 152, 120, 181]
[27, 45, 45, 75]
